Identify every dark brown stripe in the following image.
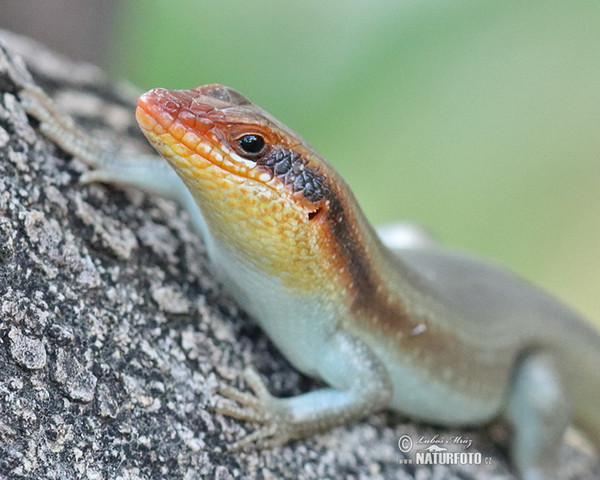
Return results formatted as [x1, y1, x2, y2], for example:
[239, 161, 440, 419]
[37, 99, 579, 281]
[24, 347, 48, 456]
[323, 189, 420, 336]
[315, 177, 512, 394]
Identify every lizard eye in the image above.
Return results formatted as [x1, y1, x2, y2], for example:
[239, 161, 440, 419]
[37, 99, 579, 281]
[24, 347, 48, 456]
[237, 134, 266, 158]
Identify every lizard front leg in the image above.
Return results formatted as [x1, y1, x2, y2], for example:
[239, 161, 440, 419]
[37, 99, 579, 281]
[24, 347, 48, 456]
[214, 330, 393, 451]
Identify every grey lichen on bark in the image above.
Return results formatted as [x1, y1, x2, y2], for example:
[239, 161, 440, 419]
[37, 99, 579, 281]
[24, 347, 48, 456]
[0, 30, 598, 480]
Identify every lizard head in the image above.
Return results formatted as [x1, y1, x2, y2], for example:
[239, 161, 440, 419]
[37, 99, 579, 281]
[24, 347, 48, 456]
[136, 85, 374, 292]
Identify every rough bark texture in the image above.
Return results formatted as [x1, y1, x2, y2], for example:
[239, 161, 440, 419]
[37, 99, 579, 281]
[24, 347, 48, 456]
[0, 30, 598, 480]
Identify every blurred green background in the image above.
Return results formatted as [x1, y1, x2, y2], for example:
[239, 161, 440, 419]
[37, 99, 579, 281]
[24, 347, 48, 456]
[3, 0, 600, 326]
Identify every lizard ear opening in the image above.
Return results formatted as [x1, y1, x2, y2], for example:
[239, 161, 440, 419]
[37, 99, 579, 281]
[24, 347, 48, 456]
[308, 207, 322, 221]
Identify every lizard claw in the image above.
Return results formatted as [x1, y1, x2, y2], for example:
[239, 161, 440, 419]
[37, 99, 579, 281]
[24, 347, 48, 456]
[213, 366, 294, 452]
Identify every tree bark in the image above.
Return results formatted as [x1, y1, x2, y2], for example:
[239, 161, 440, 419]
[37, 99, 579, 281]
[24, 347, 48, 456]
[0, 30, 597, 480]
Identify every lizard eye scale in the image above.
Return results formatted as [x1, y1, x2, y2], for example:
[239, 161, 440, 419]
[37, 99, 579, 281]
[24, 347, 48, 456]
[237, 134, 266, 157]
